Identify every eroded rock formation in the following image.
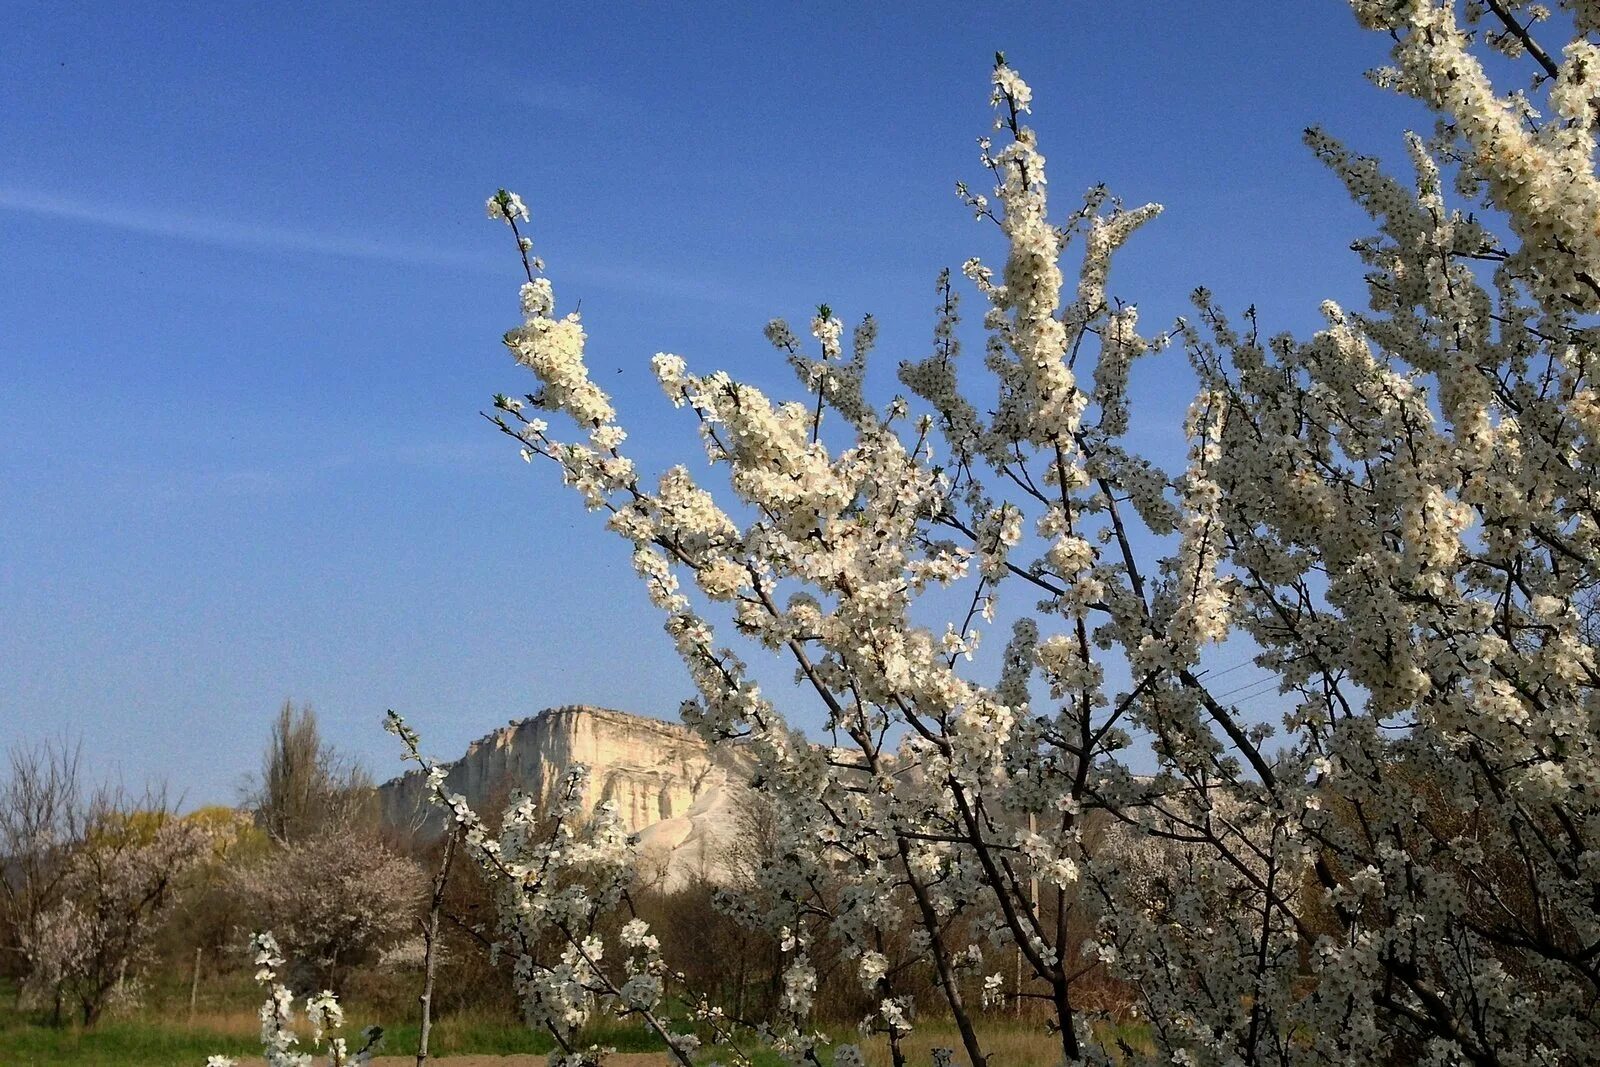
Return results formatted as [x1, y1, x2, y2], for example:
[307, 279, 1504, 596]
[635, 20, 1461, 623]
[378, 705, 749, 890]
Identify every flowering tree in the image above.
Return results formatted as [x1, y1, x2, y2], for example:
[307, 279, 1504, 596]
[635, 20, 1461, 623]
[472, 2, 1599, 1064]
[232, 828, 423, 988]
[24, 803, 220, 1026]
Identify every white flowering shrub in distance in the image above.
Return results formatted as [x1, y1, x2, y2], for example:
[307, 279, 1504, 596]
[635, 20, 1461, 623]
[469, 4, 1599, 1065]
[230, 827, 424, 987]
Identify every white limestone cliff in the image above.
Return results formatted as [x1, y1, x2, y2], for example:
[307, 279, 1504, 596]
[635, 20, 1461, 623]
[379, 705, 750, 890]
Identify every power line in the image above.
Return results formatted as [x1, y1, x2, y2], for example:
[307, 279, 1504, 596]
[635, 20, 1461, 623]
[1214, 676, 1281, 703]
[1195, 659, 1255, 683]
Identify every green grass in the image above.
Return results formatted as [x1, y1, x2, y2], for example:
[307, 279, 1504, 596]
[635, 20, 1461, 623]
[0, 998, 805, 1066]
[0, 993, 684, 1066]
[0, 977, 1114, 1066]
[0, 1015, 257, 1067]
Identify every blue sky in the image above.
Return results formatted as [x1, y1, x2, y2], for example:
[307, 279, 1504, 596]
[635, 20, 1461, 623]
[1, 2, 1433, 805]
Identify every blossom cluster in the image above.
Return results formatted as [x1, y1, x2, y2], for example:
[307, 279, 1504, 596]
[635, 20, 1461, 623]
[207, 932, 380, 1067]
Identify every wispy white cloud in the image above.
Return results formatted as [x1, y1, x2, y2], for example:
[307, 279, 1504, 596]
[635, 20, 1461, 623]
[0, 185, 498, 272]
[0, 185, 772, 308]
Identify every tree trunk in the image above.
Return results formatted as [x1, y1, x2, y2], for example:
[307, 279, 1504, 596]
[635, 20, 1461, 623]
[416, 828, 457, 1066]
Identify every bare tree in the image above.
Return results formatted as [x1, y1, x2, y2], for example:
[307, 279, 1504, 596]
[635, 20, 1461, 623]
[0, 738, 84, 1005]
[252, 700, 373, 842]
[720, 785, 780, 895]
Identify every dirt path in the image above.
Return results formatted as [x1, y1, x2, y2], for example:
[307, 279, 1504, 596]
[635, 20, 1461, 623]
[240, 1049, 676, 1066]
[353, 1057, 670, 1066]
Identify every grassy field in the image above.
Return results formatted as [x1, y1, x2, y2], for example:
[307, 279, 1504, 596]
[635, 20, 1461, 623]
[0, 981, 1122, 1065]
[0, 1002, 668, 1067]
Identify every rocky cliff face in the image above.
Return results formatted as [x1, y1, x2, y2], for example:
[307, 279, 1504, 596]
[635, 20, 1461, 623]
[379, 706, 748, 890]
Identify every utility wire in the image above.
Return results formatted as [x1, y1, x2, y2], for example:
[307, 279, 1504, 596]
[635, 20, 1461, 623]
[1215, 676, 1282, 703]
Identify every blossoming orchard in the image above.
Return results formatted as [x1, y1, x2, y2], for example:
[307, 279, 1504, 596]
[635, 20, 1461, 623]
[197, 1, 1600, 1065]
